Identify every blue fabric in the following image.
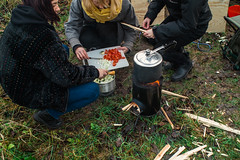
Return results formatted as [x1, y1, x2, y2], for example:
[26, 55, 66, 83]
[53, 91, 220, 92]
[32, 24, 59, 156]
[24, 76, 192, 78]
[47, 82, 99, 119]
[62, 44, 70, 57]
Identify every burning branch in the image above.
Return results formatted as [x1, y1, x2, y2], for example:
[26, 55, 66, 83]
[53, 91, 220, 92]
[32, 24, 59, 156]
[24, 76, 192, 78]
[122, 103, 133, 111]
[122, 102, 141, 115]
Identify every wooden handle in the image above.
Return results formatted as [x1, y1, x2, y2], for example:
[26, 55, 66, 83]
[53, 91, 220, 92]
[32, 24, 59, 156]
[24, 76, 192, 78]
[108, 71, 115, 75]
[121, 22, 147, 33]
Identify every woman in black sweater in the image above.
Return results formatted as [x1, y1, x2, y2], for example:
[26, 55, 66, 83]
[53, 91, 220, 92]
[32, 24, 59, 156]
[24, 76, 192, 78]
[0, 0, 108, 129]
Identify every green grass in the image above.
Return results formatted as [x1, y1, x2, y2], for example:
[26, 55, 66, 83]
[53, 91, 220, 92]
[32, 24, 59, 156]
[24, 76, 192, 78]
[0, 0, 240, 159]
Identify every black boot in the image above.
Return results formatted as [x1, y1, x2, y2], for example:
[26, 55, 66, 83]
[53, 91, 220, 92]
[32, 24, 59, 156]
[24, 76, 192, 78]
[171, 60, 193, 81]
[162, 61, 176, 71]
[33, 110, 62, 129]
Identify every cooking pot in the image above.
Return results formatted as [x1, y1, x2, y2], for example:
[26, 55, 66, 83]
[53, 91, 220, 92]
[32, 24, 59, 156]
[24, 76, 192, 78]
[133, 41, 177, 83]
[97, 75, 116, 96]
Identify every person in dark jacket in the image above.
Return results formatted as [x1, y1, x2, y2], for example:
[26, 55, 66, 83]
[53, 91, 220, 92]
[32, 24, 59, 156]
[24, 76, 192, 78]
[0, 0, 108, 129]
[142, 0, 212, 81]
[64, 0, 138, 60]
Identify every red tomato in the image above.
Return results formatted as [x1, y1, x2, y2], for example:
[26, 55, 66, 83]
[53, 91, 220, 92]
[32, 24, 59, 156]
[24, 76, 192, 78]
[103, 48, 124, 66]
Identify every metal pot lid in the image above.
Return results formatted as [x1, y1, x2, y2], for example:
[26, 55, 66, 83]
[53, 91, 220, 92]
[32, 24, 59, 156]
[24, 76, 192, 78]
[134, 50, 162, 67]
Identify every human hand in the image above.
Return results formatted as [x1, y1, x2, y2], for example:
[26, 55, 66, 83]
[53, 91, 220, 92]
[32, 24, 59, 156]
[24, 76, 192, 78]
[117, 46, 129, 54]
[143, 29, 155, 39]
[97, 68, 108, 79]
[142, 17, 151, 29]
[75, 47, 89, 60]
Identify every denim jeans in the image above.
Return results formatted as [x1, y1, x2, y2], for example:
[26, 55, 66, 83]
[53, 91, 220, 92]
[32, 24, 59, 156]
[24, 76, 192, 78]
[62, 44, 70, 57]
[47, 82, 99, 119]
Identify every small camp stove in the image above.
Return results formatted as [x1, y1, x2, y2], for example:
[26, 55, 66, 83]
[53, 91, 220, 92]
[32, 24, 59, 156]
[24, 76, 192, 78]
[131, 76, 162, 116]
[122, 42, 176, 116]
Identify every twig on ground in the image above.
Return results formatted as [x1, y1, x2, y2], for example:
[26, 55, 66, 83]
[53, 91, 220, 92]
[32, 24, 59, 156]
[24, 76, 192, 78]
[176, 108, 193, 112]
[203, 127, 206, 138]
[174, 145, 207, 160]
[185, 113, 240, 135]
[0, 133, 4, 142]
[162, 89, 188, 99]
[1, 150, 4, 160]
[215, 139, 221, 149]
[154, 144, 171, 160]
[169, 146, 185, 160]
[169, 147, 177, 154]
[211, 94, 216, 99]
[161, 107, 174, 129]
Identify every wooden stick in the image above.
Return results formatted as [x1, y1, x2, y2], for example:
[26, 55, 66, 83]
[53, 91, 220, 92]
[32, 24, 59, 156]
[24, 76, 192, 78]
[169, 147, 177, 155]
[122, 103, 132, 111]
[132, 102, 141, 113]
[126, 103, 134, 111]
[203, 127, 207, 138]
[176, 108, 193, 112]
[161, 107, 175, 129]
[154, 144, 171, 160]
[174, 145, 207, 160]
[162, 89, 188, 99]
[136, 106, 141, 113]
[121, 22, 147, 33]
[185, 113, 240, 135]
[169, 146, 186, 160]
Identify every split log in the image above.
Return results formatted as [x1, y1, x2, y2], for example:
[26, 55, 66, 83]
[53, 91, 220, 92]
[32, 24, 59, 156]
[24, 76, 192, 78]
[154, 144, 171, 160]
[162, 90, 188, 99]
[122, 103, 132, 111]
[169, 146, 186, 160]
[174, 145, 207, 160]
[126, 103, 134, 111]
[161, 107, 175, 129]
[185, 113, 240, 135]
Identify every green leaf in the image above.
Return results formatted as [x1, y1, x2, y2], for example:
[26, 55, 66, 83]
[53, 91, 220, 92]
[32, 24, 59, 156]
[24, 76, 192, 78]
[7, 143, 15, 150]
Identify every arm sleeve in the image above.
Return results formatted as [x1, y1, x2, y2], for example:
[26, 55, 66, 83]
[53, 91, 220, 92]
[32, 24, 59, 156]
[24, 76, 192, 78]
[34, 38, 99, 88]
[144, 0, 165, 24]
[64, 0, 84, 48]
[120, 1, 139, 51]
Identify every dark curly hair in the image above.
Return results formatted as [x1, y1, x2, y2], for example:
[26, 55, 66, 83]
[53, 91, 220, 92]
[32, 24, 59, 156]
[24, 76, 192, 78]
[22, 0, 60, 24]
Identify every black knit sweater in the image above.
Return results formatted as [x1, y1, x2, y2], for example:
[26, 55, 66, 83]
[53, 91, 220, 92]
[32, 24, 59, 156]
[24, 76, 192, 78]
[0, 5, 99, 112]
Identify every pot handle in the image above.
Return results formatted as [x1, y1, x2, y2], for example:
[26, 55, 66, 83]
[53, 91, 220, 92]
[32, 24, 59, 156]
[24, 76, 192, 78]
[152, 40, 177, 53]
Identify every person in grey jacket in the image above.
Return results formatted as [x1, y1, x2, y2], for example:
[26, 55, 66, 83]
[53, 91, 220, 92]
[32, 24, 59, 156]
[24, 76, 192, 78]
[65, 0, 138, 60]
[142, 0, 212, 81]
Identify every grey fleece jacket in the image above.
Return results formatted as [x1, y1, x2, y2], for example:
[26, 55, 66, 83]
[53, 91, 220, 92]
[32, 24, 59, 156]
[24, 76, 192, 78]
[64, 0, 138, 51]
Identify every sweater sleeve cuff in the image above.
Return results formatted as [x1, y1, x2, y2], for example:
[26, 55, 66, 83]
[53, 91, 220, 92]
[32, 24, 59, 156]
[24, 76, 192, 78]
[73, 44, 82, 54]
[69, 38, 82, 48]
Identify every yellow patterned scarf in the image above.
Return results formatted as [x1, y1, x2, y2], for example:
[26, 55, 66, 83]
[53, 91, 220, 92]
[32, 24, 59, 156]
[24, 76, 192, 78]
[82, 0, 122, 23]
